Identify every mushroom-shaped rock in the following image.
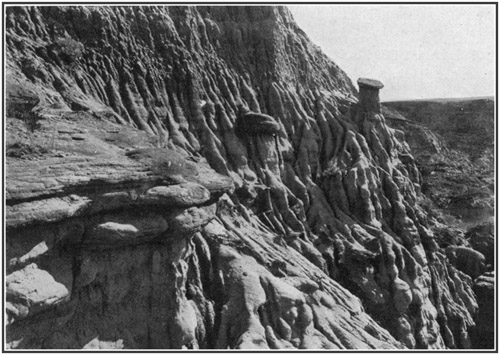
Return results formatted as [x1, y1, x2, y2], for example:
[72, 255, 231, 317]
[357, 78, 384, 113]
[358, 78, 384, 90]
[236, 111, 281, 136]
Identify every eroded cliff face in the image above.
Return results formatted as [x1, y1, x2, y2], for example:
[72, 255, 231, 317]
[5, 5, 483, 349]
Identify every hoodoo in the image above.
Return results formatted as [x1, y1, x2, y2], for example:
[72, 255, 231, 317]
[358, 77, 384, 113]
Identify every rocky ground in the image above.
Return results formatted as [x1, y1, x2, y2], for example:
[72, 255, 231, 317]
[4, 5, 494, 350]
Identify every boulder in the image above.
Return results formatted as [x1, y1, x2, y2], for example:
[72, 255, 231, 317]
[6, 263, 70, 320]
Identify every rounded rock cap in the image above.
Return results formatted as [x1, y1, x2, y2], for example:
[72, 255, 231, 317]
[358, 78, 384, 90]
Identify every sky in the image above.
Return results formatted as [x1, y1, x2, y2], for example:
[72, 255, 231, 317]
[288, 5, 496, 101]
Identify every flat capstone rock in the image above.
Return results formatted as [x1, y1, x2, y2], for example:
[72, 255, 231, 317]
[358, 78, 384, 90]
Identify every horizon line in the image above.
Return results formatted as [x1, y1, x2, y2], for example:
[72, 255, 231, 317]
[382, 95, 494, 103]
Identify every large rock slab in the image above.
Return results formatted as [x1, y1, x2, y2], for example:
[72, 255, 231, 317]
[7, 183, 214, 229]
[7, 195, 91, 228]
[7, 264, 71, 321]
[6, 156, 153, 202]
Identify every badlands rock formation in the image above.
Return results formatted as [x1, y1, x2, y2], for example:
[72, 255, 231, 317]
[5, 5, 489, 349]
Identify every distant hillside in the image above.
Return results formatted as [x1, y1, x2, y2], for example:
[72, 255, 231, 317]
[382, 98, 494, 228]
[383, 97, 494, 161]
[384, 96, 493, 104]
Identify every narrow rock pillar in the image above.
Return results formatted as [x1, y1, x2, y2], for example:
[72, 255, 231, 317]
[357, 78, 384, 113]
